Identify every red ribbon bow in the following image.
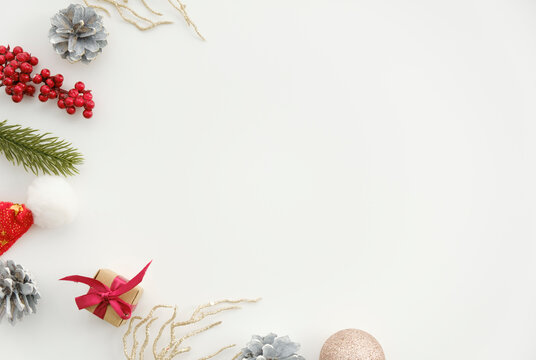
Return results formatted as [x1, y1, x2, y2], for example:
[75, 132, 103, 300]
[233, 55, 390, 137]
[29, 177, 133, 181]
[60, 262, 151, 320]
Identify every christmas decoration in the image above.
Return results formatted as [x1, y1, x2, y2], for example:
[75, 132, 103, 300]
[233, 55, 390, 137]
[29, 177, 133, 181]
[0, 176, 78, 256]
[123, 298, 259, 360]
[82, 0, 204, 38]
[0, 120, 83, 176]
[235, 333, 305, 360]
[320, 329, 385, 360]
[60, 262, 150, 327]
[49, 4, 108, 63]
[0, 45, 96, 118]
[0, 260, 41, 325]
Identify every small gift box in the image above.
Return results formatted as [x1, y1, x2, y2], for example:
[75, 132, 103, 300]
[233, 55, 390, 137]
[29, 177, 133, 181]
[61, 262, 151, 327]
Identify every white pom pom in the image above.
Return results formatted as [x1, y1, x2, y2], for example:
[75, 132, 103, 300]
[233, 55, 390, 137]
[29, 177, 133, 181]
[26, 176, 78, 229]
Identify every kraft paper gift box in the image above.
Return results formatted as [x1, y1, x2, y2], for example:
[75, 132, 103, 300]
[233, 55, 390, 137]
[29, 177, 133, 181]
[85, 268, 144, 327]
[61, 262, 151, 327]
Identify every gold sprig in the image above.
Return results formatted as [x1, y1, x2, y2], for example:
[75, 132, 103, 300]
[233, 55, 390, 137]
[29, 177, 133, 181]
[82, 0, 205, 39]
[123, 299, 260, 360]
[166, 0, 205, 40]
[85, 0, 172, 30]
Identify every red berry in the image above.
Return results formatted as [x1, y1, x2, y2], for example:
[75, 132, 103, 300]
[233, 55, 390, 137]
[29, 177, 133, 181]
[84, 99, 95, 109]
[54, 74, 64, 86]
[46, 78, 55, 87]
[3, 78, 13, 86]
[16, 52, 28, 62]
[29, 56, 38, 66]
[40, 85, 51, 94]
[9, 60, 18, 68]
[32, 74, 42, 84]
[12, 46, 23, 55]
[40, 68, 50, 78]
[48, 90, 58, 99]
[19, 73, 30, 83]
[12, 94, 22, 103]
[64, 97, 74, 107]
[5, 87, 12, 95]
[68, 89, 78, 98]
[83, 110, 93, 119]
[38, 94, 48, 102]
[25, 85, 35, 96]
[13, 85, 23, 95]
[66, 107, 76, 115]
[20, 62, 32, 73]
[57, 99, 66, 109]
[3, 66, 14, 77]
[74, 96, 85, 107]
[75, 81, 85, 92]
[0, 46, 6, 54]
[5, 52, 14, 61]
[0, 55, 5, 63]
[83, 92, 93, 100]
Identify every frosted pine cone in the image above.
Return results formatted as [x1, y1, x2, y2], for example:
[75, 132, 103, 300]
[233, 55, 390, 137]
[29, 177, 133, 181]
[237, 333, 305, 360]
[0, 260, 40, 325]
[49, 4, 108, 63]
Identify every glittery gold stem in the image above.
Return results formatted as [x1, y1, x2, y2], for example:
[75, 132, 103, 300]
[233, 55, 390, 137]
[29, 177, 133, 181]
[140, 317, 159, 360]
[153, 306, 177, 358]
[124, 305, 173, 360]
[122, 299, 259, 360]
[167, 321, 222, 358]
[166, 0, 205, 40]
[85, 0, 172, 30]
[84, 0, 111, 16]
[122, 0, 164, 16]
[199, 344, 236, 360]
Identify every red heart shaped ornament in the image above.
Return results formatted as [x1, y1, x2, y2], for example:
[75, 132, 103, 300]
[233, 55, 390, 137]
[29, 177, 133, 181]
[0, 201, 34, 256]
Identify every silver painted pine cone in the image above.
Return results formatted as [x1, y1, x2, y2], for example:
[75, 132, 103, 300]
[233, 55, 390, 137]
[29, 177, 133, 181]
[49, 4, 108, 64]
[237, 333, 305, 360]
[0, 260, 40, 325]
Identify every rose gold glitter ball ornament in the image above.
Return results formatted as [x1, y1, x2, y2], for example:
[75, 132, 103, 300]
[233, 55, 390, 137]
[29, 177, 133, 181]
[319, 329, 385, 360]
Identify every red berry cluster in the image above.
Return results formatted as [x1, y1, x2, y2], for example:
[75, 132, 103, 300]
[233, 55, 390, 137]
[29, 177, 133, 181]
[0, 45, 94, 119]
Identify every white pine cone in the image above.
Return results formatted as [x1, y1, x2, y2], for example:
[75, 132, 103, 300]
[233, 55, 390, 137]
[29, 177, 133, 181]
[49, 4, 108, 64]
[238, 333, 305, 360]
[0, 260, 41, 325]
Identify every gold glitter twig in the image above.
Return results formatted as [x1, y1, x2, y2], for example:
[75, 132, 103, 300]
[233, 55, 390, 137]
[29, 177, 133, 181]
[200, 344, 236, 360]
[84, 0, 111, 16]
[153, 306, 177, 358]
[135, 0, 163, 16]
[86, 0, 172, 30]
[123, 299, 259, 360]
[166, 0, 205, 40]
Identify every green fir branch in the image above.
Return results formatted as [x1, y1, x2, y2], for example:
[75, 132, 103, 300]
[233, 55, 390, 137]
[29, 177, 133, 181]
[0, 120, 83, 176]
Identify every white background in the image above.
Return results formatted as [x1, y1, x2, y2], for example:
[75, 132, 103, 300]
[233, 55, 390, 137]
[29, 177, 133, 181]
[0, 0, 535, 358]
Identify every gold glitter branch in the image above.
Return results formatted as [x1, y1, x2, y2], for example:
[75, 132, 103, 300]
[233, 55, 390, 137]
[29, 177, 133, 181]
[166, 0, 205, 40]
[82, 0, 205, 38]
[123, 299, 260, 360]
[84, 0, 171, 30]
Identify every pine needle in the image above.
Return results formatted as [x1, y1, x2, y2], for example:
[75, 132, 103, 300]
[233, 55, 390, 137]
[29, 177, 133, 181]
[0, 120, 83, 176]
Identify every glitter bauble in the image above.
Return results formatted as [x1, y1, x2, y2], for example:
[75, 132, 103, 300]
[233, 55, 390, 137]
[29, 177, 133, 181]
[319, 329, 385, 360]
